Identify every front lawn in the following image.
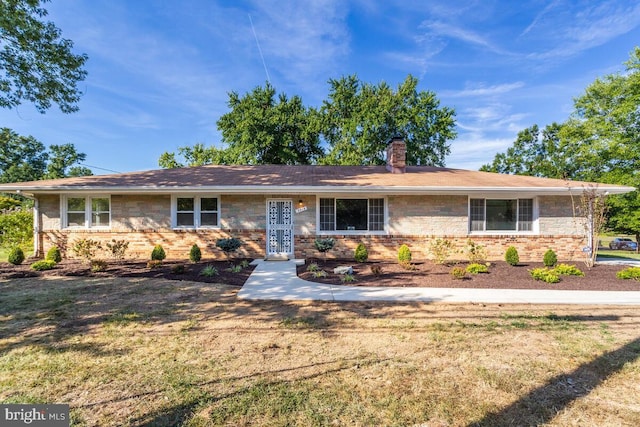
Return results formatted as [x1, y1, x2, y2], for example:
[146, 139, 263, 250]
[1, 276, 640, 426]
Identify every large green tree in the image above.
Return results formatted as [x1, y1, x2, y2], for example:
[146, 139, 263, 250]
[0, 128, 91, 182]
[0, 0, 88, 113]
[319, 75, 456, 166]
[158, 143, 229, 169]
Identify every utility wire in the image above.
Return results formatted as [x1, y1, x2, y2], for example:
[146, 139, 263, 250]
[248, 14, 271, 84]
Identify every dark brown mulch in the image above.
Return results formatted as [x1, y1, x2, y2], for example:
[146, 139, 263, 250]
[296, 258, 640, 292]
[0, 258, 255, 287]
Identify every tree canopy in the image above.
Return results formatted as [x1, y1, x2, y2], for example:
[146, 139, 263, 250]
[0, 0, 88, 113]
[0, 128, 91, 183]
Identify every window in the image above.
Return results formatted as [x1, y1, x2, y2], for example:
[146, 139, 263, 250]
[319, 198, 385, 232]
[173, 196, 219, 228]
[64, 196, 110, 228]
[469, 198, 534, 232]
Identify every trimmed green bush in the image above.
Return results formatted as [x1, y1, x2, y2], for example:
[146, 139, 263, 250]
[466, 263, 489, 275]
[554, 263, 585, 277]
[8, 247, 25, 265]
[189, 244, 202, 263]
[216, 238, 243, 257]
[616, 267, 640, 281]
[543, 249, 557, 267]
[151, 244, 166, 261]
[314, 238, 335, 254]
[529, 267, 560, 283]
[398, 244, 412, 263]
[505, 246, 519, 266]
[354, 243, 368, 263]
[30, 259, 56, 271]
[46, 246, 62, 263]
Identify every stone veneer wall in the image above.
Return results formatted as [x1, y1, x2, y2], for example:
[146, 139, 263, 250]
[37, 193, 585, 262]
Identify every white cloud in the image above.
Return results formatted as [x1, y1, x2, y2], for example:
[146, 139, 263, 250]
[443, 82, 525, 98]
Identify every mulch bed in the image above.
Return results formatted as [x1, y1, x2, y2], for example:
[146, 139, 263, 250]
[296, 258, 640, 292]
[0, 258, 254, 287]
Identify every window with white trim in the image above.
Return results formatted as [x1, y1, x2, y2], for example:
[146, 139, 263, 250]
[319, 198, 384, 232]
[173, 196, 219, 228]
[470, 198, 533, 232]
[63, 196, 111, 228]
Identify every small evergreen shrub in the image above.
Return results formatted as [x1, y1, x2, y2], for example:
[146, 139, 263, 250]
[505, 246, 519, 266]
[199, 265, 219, 277]
[466, 263, 489, 275]
[7, 247, 25, 265]
[151, 244, 166, 261]
[354, 243, 368, 263]
[398, 244, 412, 263]
[189, 244, 202, 263]
[543, 249, 557, 267]
[616, 267, 640, 281]
[105, 239, 129, 260]
[216, 238, 243, 257]
[30, 260, 56, 271]
[46, 246, 62, 263]
[147, 260, 163, 269]
[314, 238, 335, 255]
[451, 266, 467, 280]
[90, 259, 107, 273]
[465, 240, 487, 263]
[430, 238, 454, 264]
[529, 267, 560, 283]
[554, 263, 585, 277]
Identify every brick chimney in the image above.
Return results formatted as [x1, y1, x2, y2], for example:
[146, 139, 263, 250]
[385, 136, 406, 173]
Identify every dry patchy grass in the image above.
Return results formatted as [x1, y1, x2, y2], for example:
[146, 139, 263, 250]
[1, 276, 640, 426]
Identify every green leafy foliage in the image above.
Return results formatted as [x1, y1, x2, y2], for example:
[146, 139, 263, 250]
[354, 243, 368, 263]
[105, 239, 129, 261]
[466, 263, 488, 275]
[0, 0, 88, 113]
[616, 267, 640, 281]
[554, 263, 585, 277]
[341, 273, 356, 283]
[151, 244, 166, 261]
[45, 246, 61, 263]
[314, 238, 335, 254]
[216, 238, 243, 257]
[450, 267, 467, 280]
[543, 249, 558, 267]
[398, 244, 412, 263]
[30, 259, 56, 271]
[227, 264, 243, 273]
[90, 259, 107, 273]
[0, 206, 32, 247]
[307, 263, 320, 272]
[199, 265, 219, 277]
[7, 246, 25, 265]
[505, 246, 520, 266]
[465, 240, 487, 264]
[189, 244, 202, 263]
[312, 270, 328, 278]
[429, 238, 454, 265]
[529, 267, 560, 284]
[71, 238, 102, 264]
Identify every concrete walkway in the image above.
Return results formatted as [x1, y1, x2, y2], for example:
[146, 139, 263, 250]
[237, 259, 640, 305]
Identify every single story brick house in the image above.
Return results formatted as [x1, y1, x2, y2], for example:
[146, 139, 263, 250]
[0, 139, 633, 262]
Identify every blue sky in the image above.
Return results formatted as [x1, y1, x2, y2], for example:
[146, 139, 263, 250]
[1, 0, 639, 174]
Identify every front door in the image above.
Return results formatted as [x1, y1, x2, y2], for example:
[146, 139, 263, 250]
[266, 199, 293, 257]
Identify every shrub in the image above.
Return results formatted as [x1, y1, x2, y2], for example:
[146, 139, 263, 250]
[105, 239, 129, 261]
[151, 244, 166, 261]
[147, 260, 163, 269]
[341, 273, 356, 283]
[90, 259, 107, 273]
[0, 208, 33, 247]
[398, 244, 412, 263]
[307, 263, 320, 272]
[189, 244, 202, 263]
[71, 238, 102, 264]
[172, 264, 186, 274]
[465, 240, 487, 263]
[450, 266, 467, 280]
[505, 246, 519, 266]
[370, 264, 383, 275]
[216, 238, 243, 258]
[430, 238, 454, 264]
[554, 263, 585, 277]
[7, 247, 25, 265]
[543, 249, 557, 267]
[199, 265, 218, 277]
[529, 267, 560, 283]
[30, 260, 56, 271]
[466, 263, 488, 275]
[312, 270, 328, 278]
[240, 260, 250, 268]
[314, 238, 335, 258]
[227, 264, 243, 273]
[46, 246, 62, 263]
[616, 267, 640, 281]
[354, 243, 368, 263]
[399, 260, 417, 270]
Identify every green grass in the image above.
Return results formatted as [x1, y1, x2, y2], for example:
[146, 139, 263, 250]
[597, 250, 640, 260]
[1, 277, 640, 426]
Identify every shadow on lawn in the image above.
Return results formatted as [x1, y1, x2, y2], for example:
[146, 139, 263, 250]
[470, 336, 640, 426]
